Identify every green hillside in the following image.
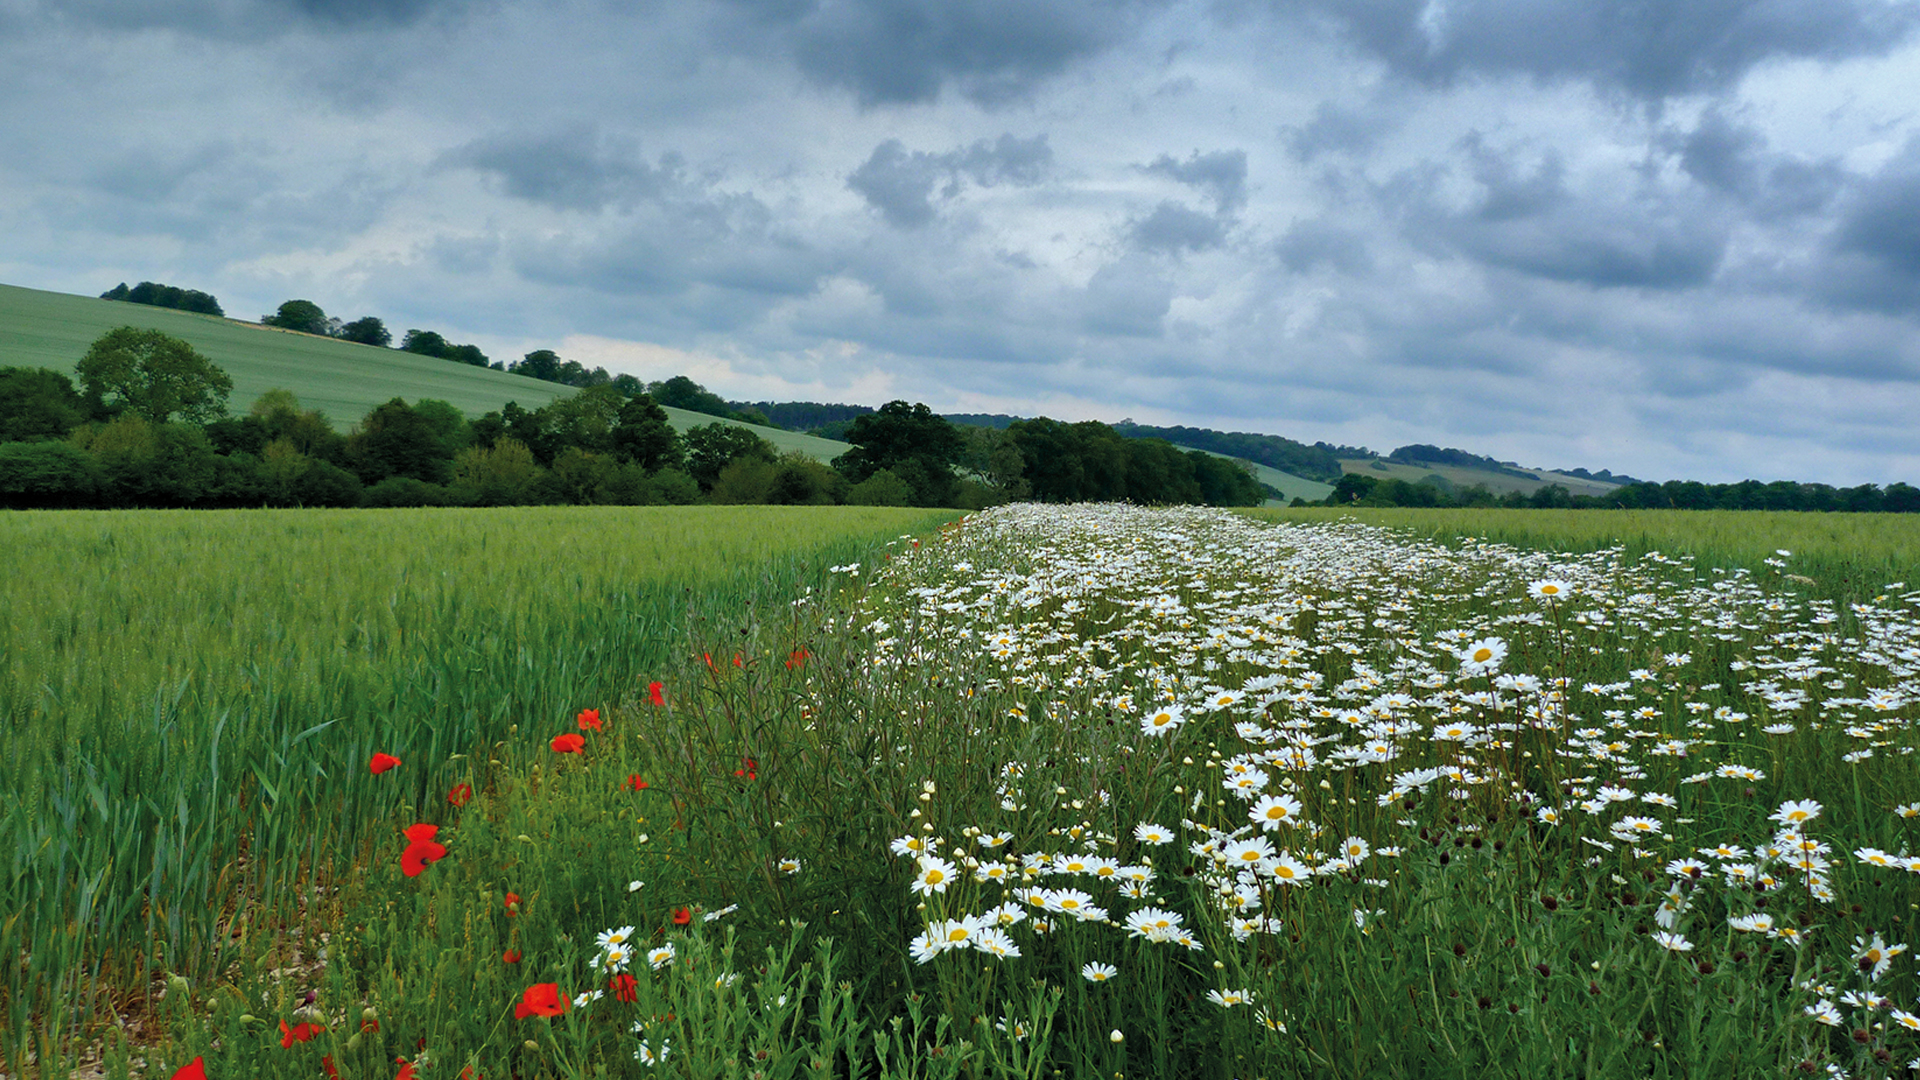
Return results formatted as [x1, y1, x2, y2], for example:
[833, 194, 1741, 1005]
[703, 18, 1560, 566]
[1176, 446, 1333, 504]
[1340, 457, 1621, 498]
[0, 281, 850, 462]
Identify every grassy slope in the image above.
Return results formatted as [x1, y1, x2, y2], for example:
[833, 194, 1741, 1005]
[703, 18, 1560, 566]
[1339, 456, 1622, 498]
[1173, 446, 1334, 504]
[0, 281, 851, 461]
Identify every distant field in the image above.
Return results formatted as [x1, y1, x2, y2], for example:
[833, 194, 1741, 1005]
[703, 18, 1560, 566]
[1339, 456, 1621, 498]
[1176, 444, 1333, 503]
[0, 281, 851, 461]
[1250, 505, 1920, 604]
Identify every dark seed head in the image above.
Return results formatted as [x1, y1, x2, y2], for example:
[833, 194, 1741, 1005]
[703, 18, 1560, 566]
[1453, 943, 1466, 957]
[1533, 963, 1550, 978]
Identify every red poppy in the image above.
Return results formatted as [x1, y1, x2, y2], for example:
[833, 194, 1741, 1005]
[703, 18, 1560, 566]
[503, 948, 521, 964]
[504, 892, 521, 916]
[609, 972, 638, 1002]
[732, 653, 743, 668]
[671, 906, 692, 925]
[550, 733, 585, 754]
[369, 752, 401, 774]
[460, 1068, 483, 1080]
[447, 782, 473, 807]
[361, 1017, 380, 1033]
[400, 823, 447, 878]
[323, 1056, 340, 1079]
[733, 756, 758, 781]
[171, 1057, 207, 1080]
[514, 983, 568, 1019]
[576, 708, 601, 732]
[625, 774, 648, 791]
[279, 1019, 325, 1048]
[648, 681, 665, 707]
[396, 1059, 419, 1080]
[785, 649, 809, 670]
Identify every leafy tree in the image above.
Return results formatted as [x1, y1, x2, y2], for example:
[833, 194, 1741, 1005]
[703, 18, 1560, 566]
[444, 343, 489, 367]
[833, 400, 962, 507]
[0, 367, 88, 441]
[0, 440, 102, 507]
[103, 281, 224, 316]
[347, 398, 458, 485]
[75, 327, 233, 424]
[262, 299, 330, 335]
[846, 468, 915, 506]
[510, 349, 564, 382]
[684, 423, 777, 491]
[400, 330, 450, 357]
[73, 415, 219, 506]
[451, 437, 543, 505]
[649, 376, 736, 418]
[337, 317, 392, 347]
[611, 394, 683, 472]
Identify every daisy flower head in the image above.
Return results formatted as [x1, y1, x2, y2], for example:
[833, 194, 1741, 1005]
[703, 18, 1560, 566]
[1651, 931, 1693, 953]
[647, 944, 676, 970]
[911, 856, 958, 895]
[1081, 961, 1118, 983]
[599, 943, 634, 972]
[1134, 822, 1175, 845]
[1266, 852, 1311, 886]
[1206, 988, 1255, 1008]
[597, 925, 637, 951]
[890, 834, 935, 858]
[1141, 704, 1185, 737]
[973, 926, 1021, 958]
[1248, 793, 1303, 831]
[1454, 637, 1507, 676]
[1770, 799, 1822, 827]
[1529, 580, 1571, 601]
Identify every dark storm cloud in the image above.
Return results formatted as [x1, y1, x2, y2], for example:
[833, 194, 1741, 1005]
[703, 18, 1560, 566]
[1282, 0, 1920, 100]
[445, 127, 671, 213]
[847, 134, 1052, 228]
[1130, 200, 1228, 252]
[1142, 149, 1248, 211]
[1409, 136, 1729, 290]
[1816, 139, 1920, 314]
[731, 0, 1161, 105]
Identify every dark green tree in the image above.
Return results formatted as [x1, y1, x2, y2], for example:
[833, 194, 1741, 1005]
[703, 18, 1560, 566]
[261, 299, 330, 335]
[611, 394, 684, 472]
[346, 398, 458, 485]
[510, 350, 564, 382]
[0, 367, 88, 441]
[0, 441, 102, 508]
[400, 330, 451, 357]
[684, 423, 777, 491]
[337, 317, 392, 347]
[833, 400, 962, 507]
[648, 376, 736, 418]
[74, 327, 233, 424]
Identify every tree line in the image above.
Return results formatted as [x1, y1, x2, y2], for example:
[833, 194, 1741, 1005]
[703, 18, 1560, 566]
[1323, 471, 1920, 513]
[0, 328, 1267, 511]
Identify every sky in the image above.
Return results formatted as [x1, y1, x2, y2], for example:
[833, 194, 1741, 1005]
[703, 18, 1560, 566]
[5, 0, 1920, 485]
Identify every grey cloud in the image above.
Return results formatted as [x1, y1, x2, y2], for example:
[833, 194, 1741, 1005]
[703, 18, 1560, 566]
[1819, 142, 1920, 313]
[1130, 200, 1228, 252]
[446, 127, 670, 213]
[1281, 0, 1920, 100]
[1081, 256, 1172, 337]
[1142, 148, 1247, 211]
[1276, 218, 1372, 275]
[744, 0, 1159, 106]
[1675, 111, 1845, 220]
[42, 0, 479, 36]
[1409, 137, 1728, 290]
[1283, 101, 1387, 161]
[847, 134, 1052, 229]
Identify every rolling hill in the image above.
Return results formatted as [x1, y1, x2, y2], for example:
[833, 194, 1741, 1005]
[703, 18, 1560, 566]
[0, 281, 850, 462]
[1340, 457, 1622, 498]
